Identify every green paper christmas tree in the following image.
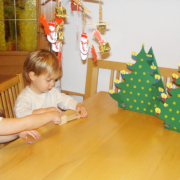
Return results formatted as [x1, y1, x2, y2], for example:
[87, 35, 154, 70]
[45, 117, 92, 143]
[109, 44, 165, 116]
[155, 70, 180, 132]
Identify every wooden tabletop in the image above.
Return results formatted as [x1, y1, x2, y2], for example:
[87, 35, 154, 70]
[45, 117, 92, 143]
[1, 92, 180, 180]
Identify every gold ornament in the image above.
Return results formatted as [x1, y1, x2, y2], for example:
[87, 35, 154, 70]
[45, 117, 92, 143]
[98, 21, 106, 30]
[57, 31, 64, 41]
[99, 42, 111, 54]
[55, 7, 69, 18]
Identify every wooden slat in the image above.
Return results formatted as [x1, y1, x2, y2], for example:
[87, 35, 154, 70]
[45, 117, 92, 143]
[15, 84, 19, 96]
[8, 88, 15, 117]
[1, 92, 8, 118]
[0, 95, 3, 110]
[5, 90, 13, 118]
[90, 67, 99, 97]
[11, 86, 17, 102]
[109, 70, 114, 90]
[115, 70, 120, 93]
[61, 90, 84, 97]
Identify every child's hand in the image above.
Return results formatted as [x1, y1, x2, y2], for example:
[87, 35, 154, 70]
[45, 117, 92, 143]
[19, 130, 41, 140]
[76, 103, 88, 117]
[51, 111, 62, 124]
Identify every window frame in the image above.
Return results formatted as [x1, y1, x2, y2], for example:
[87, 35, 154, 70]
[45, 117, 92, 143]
[0, 0, 41, 55]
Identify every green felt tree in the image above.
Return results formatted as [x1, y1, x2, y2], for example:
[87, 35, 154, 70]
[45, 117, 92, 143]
[155, 70, 180, 132]
[109, 44, 165, 116]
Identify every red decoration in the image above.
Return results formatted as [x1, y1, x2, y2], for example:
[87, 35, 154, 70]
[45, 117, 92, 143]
[58, 52, 61, 68]
[93, 30, 105, 45]
[40, 14, 50, 35]
[71, 0, 80, 11]
[54, 13, 63, 24]
[91, 45, 97, 62]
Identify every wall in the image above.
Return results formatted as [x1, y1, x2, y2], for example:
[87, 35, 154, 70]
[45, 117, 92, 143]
[60, 0, 180, 102]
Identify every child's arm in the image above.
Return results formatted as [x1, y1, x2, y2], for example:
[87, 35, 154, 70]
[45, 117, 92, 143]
[0, 134, 19, 143]
[0, 111, 62, 136]
[32, 107, 63, 116]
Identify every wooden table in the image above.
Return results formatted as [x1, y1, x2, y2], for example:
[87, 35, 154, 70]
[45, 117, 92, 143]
[1, 92, 180, 180]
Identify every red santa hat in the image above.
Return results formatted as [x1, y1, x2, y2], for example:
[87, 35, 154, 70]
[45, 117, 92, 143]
[48, 21, 55, 27]
[81, 32, 87, 39]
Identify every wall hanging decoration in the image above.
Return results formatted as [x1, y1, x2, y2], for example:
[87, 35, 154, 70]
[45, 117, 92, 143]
[93, 29, 110, 54]
[88, 0, 110, 60]
[40, 0, 68, 68]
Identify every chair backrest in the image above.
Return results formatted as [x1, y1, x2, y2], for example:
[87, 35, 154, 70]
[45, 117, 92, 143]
[84, 58, 177, 100]
[0, 73, 24, 118]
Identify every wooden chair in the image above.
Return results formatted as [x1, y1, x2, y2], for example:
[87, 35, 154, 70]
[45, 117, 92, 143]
[84, 58, 178, 99]
[0, 73, 24, 118]
[84, 58, 131, 99]
[62, 58, 178, 100]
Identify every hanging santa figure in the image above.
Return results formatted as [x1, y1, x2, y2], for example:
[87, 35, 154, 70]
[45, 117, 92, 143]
[80, 32, 89, 60]
[47, 21, 57, 43]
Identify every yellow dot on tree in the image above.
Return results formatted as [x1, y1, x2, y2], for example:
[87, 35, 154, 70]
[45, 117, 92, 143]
[143, 108, 146, 111]
[126, 98, 129, 101]
[123, 90, 126, 93]
[149, 88, 152, 91]
[178, 94, 180, 97]
[138, 79, 141, 82]
[179, 120, 180, 123]
[130, 78, 133, 81]
[137, 93, 140, 96]
[148, 102, 151, 105]
[154, 104, 157, 107]
[134, 99, 137, 102]
[141, 101, 144, 103]
[145, 94, 148, 97]
[171, 117, 175, 121]
[143, 72, 146, 75]
[169, 109, 172, 112]
[146, 80, 149, 83]
[134, 72, 137, 75]
[141, 87, 144, 90]
[139, 65, 142, 68]
[150, 110, 153, 113]
[130, 91, 132, 94]
[174, 127, 177, 130]
[176, 110, 179, 114]
[130, 105, 132, 108]
[165, 115, 168, 118]
[133, 85, 136, 88]
[136, 107, 139, 110]
[173, 102, 176, 105]
[126, 84, 129, 87]
[153, 97, 155, 99]
[141, 59, 144, 61]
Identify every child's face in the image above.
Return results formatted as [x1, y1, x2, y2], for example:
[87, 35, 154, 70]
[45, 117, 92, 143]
[30, 73, 57, 94]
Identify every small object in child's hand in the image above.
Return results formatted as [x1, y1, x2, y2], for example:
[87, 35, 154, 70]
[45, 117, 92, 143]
[26, 141, 33, 144]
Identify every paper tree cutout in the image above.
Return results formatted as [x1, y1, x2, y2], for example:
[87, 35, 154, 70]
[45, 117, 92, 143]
[155, 69, 180, 132]
[109, 44, 165, 116]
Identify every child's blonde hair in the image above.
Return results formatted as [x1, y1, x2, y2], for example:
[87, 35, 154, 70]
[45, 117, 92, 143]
[23, 49, 61, 82]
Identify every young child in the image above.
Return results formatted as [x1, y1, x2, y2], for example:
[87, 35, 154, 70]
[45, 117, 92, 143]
[14, 49, 87, 138]
[0, 109, 62, 143]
